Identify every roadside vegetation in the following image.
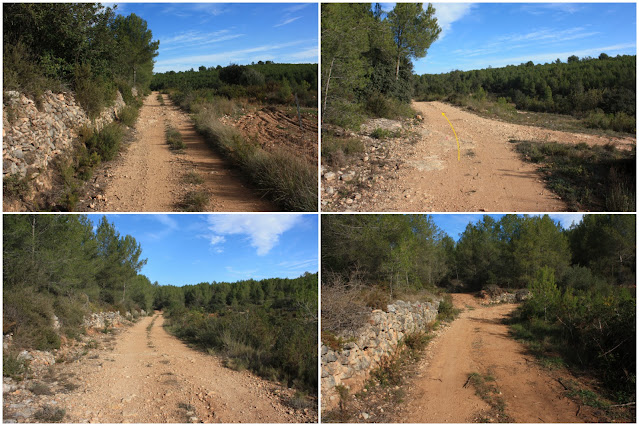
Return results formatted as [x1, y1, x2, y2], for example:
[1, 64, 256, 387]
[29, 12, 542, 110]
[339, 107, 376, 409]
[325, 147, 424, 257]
[152, 63, 318, 212]
[512, 140, 635, 211]
[322, 214, 635, 415]
[322, 3, 440, 129]
[320, 3, 440, 177]
[3, 215, 318, 401]
[157, 273, 318, 395]
[415, 54, 636, 134]
[3, 4, 158, 210]
[3, 215, 153, 358]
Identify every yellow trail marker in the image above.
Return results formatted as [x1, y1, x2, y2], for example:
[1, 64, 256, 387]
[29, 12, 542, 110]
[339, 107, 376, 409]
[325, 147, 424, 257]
[442, 112, 460, 161]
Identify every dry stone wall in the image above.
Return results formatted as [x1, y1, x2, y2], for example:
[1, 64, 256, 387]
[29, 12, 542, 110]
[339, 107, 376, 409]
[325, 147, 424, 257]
[2, 90, 125, 182]
[321, 299, 440, 410]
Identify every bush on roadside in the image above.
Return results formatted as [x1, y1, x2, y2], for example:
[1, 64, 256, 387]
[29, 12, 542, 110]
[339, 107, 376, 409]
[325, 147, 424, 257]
[118, 105, 139, 127]
[193, 105, 317, 211]
[165, 125, 185, 151]
[73, 63, 117, 120]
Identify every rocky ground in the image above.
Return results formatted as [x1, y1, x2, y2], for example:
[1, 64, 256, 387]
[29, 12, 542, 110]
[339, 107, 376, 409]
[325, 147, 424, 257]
[3, 312, 316, 423]
[321, 101, 636, 212]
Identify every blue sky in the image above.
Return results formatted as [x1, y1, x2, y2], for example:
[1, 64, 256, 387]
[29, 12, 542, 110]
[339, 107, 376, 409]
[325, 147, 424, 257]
[111, 3, 318, 73]
[87, 214, 318, 286]
[431, 213, 585, 242]
[386, 3, 637, 75]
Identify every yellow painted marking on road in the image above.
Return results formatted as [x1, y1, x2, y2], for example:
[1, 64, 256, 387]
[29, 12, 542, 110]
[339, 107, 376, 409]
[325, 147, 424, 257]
[442, 112, 460, 161]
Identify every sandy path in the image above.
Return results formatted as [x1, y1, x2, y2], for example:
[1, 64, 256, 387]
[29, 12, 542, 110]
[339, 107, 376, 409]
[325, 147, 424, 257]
[62, 314, 302, 423]
[98, 92, 274, 212]
[398, 294, 581, 423]
[372, 101, 635, 212]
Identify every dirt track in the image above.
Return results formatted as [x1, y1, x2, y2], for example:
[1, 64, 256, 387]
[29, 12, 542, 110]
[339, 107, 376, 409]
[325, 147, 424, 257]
[398, 294, 582, 423]
[95, 92, 274, 212]
[61, 314, 307, 423]
[368, 101, 635, 212]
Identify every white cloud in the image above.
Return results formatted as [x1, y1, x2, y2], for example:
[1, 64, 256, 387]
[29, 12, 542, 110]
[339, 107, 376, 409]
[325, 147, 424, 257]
[432, 3, 475, 39]
[154, 40, 317, 71]
[145, 214, 178, 241]
[210, 235, 226, 245]
[207, 214, 303, 256]
[520, 3, 583, 16]
[274, 16, 302, 28]
[548, 214, 584, 229]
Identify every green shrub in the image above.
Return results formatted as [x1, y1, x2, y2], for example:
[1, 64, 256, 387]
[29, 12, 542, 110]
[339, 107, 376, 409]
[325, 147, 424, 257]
[3, 41, 57, 104]
[3, 174, 31, 200]
[177, 190, 209, 212]
[84, 123, 123, 162]
[165, 125, 185, 151]
[118, 105, 139, 127]
[74, 63, 116, 120]
[34, 405, 65, 423]
[437, 294, 459, 322]
[3, 352, 29, 381]
[194, 107, 317, 211]
[324, 100, 365, 130]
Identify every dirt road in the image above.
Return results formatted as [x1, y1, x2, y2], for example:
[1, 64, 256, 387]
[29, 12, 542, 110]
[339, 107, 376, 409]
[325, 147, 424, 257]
[398, 294, 581, 423]
[61, 314, 306, 423]
[95, 92, 274, 212]
[369, 101, 635, 212]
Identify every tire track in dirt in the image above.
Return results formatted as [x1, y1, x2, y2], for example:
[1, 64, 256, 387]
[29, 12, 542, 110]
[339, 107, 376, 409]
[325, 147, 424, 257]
[97, 92, 274, 212]
[398, 294, 582, 423]
[371, 101, 635, 212]
[61, 314, 309, 423]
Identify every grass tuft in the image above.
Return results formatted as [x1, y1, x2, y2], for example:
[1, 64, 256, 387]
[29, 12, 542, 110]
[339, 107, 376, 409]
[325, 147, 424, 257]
[165, 125, 186, 151]
[177, 190, 209, 212]
[513, 140, 635, 211]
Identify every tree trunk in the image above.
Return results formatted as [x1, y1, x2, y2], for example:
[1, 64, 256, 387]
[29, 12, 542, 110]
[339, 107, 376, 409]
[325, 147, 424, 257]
[322, 57, 335, 123]
[395, 53, 401, 80]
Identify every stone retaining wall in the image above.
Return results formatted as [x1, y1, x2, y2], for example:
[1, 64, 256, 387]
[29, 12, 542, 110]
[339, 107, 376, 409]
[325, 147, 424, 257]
[3, 90, 125, 183]
[321, 299, 440, 410]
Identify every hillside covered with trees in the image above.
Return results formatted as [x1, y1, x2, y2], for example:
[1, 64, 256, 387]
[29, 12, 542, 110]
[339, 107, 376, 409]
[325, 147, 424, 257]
[415, 55, 636, 133]
[3, 3, 159, 117]
[322, 3, 441, 128]
[3, 215, 317, 394]
[151, 62, 317, 108]
[322, 214, 635, 402]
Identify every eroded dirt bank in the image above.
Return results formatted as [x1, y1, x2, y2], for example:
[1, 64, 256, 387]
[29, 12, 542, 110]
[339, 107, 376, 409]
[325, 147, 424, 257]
[397, 294, 582, 423]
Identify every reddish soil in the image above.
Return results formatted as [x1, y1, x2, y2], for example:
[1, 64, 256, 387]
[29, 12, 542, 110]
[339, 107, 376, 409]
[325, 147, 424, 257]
[223, 105, 318, 165]
[60, 314, 314, 423]
[398, 294, 585, 423]
[322, 101, 635, 212]
[90, 92, 275, 212]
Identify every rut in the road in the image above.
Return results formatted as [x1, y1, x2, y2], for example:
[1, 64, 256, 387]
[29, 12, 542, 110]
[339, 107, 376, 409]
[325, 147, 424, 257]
[98, 92, 274, 212]
[398, 294, 582, 423]
[61, 314, 305, 423]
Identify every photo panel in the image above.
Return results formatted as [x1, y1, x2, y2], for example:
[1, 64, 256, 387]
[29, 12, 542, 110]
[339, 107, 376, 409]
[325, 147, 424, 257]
[3, 213, 319, 422]
[320, 213, 635, 422]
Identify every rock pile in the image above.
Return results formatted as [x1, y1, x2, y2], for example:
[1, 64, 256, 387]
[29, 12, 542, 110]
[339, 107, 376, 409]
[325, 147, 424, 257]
[83, 311, 127, 329]
[3, 89, 125, 182]
[478, 288, 531, 304]
[321, 299, 440, 410]
[321, 118, 422, 211]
